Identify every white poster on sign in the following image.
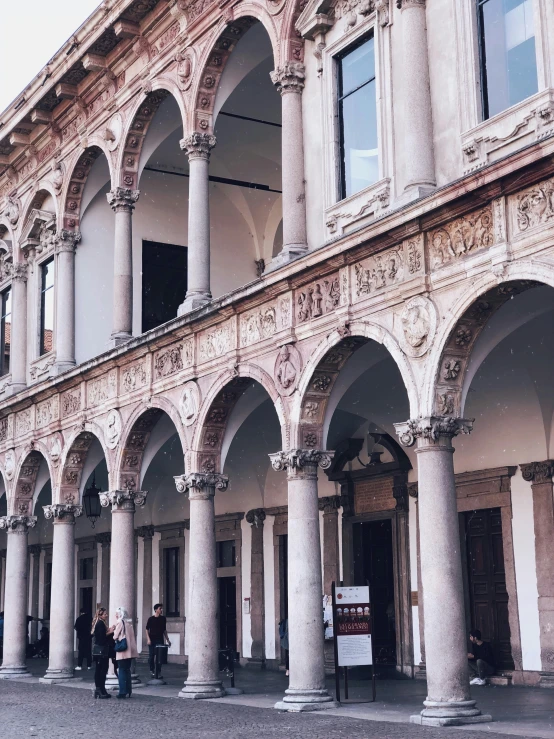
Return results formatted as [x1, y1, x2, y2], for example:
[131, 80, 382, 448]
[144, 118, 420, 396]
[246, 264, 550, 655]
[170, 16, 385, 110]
[334, 585, 373, 666]
[335, 586, 370, 604]
[337, 634, 373, 666]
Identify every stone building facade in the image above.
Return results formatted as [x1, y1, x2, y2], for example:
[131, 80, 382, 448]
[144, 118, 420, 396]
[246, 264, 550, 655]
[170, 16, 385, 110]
[0, 0, 553, 726]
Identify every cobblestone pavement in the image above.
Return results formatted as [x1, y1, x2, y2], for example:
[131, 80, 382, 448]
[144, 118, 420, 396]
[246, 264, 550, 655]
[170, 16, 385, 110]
[0, 681, 533, 739]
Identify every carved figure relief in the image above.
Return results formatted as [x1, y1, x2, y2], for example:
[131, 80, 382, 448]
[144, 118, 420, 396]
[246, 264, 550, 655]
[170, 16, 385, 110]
[400, 296, 437, 357]
[105, 409, 122, 449]
[122, 361, 148, 393]
[199, 324, 233, 362]
[15, 409, 32, 436]
[154, 344, 185, 379]
[297, 277, 340, 323]
[88, 370, 117, 407]
[176, 48, 195, 90]
[4, 450, 15, 481]
[514, 177, 554, 233]
[181, 382, 201, 427]
[430, 206, 494, 268]
[36, 397, 59, 429]
[50, 435, 63, 466]
[240, 305, 277, 347]
[354, 248, 404, 298]
[274, 344, 302, 396]
[61, 389, 81, 417]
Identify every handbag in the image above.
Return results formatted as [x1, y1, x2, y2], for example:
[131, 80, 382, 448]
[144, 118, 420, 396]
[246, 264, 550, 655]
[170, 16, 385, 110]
[114, 622, 128, 653]
[92, 643, 109, 658]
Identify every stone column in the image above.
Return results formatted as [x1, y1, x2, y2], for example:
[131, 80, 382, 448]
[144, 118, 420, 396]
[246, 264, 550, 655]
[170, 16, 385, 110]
[9, 263, 28, 394]
[107, 187, 140, 345]
[28, 544, 42, 643]
[40, 504, 83, 683]
[395, 418, 489, 726]
[398, 0, 435, 198]
[174, 472, 228, 698]
[520, 460, 554, 687]
[178, 133, 216, 314]
[0, 516, 37, 678]
[318, 496, 341, 674]
[0, 548, 6, 611]
[270, 63, 308, 269]
[246, 509, 266, 666]
[409, 482, 427, 680]
[137, 525, 155, 653]
[269, 450, 337, 711]
[53, 231, 80, 375]
[95, 532, 111, 609]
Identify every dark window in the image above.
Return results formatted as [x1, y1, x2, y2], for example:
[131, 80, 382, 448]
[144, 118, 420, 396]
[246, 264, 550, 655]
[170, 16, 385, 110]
[79, 557, 94, 581]
[337, 34, 378, 200]
[142, 241, 187, 333]
[217, 540, 236, 568]
[44, 561, 53, 621]
[164, 547, 180, 617]
[478, 0, 538, 119]
[40, 258, 54, 356]
[0, 287, 11, 376]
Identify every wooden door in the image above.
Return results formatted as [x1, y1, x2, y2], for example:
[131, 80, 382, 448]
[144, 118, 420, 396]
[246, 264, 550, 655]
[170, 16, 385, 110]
[464, 508, 513, 670]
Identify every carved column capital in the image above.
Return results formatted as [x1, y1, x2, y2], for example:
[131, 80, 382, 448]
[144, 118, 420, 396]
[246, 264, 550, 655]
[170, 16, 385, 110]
[318, 495, 341, 514]
[95, 532, 111, 546]
[180, 132, 216, 161]
[0, 515, 37, 533]
[394, 417, 473, 447]
[269, 449, 333, 479]
[99, 490, 147, 510]
[270, 62, 305, 95]
[28, 544, 42, 556]
[246, 508, 266, 527]
[174, 472, 228, 500]
[55, 229, 81, 254]
[11, 262, 28, 282]
[520, 460, 554, 485]
[136, 524, 155, 539]
[107, 187, 140, 212]
[43, 504, 83, 522]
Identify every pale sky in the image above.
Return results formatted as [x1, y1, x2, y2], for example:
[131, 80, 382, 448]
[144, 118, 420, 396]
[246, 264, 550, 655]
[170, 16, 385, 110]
[0, 1, 101, 114]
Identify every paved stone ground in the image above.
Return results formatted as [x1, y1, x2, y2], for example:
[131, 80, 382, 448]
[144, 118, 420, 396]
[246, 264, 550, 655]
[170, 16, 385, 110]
[0, 680, 533, 739]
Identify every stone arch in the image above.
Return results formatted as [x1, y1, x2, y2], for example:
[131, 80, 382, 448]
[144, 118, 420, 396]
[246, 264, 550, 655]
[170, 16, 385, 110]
[293, 321, 419, 449]
[190, 10, 279, 135]
[116, 396, 187, 490]
[58, 428, 111, 505]
[21, 183, 59, 227]
[280, 0, 305, 64]
[191, 363, 287, 473]
[426, 262, 553, 418]
[61, 143, 114, 234]
[0, 216, 15, 245]
[12, 445, 53, 517]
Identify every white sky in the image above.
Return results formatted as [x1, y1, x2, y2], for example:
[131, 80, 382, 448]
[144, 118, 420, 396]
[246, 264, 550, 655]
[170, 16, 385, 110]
[0, 1, 101, 114]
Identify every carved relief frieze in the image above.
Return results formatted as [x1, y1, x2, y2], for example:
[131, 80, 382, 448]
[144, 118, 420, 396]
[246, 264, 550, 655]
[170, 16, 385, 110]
[296, 275, 340, 324]
[87, 369, 118, 408]
[429, 206, 494, 269]
[198, 322, 234, 363]
[353, 246, 404, 299]
[15, 408, 33, 437]
[512, 176, 554, 235]
[121, 360, 149, 394]
[154, 340, 193, 380]
[36, 396, 59, 430]
[61, 388, 81, 418]
[240, 303, 277, 347]
[0, 416, 11, 443]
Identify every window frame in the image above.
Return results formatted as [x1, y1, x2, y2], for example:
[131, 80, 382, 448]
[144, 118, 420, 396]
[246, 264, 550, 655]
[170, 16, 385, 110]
[163, 545, 181, 618]
[0, 286, 11, 377]
[39, 256, 55, 357]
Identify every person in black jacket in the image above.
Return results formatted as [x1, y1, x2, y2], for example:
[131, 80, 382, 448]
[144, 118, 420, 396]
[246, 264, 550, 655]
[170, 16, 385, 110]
[468, 629, 495, 685]
[74, 608, 92, 670]
[92, 607, 113, 699]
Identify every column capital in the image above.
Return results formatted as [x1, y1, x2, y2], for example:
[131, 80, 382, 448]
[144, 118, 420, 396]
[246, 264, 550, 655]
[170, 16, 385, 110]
[0, 515, 37, 533]
[394, 417, 473, 447]
[136, 524, 155, 539]
[397, 0, 426, 9]
[270, 62, 305, 95]
[521, 460, 554, 485]
[318, 495, 342, 513]
[180, 132, 217, 161]
[43, 504, 83, 522]
[174, 472, 228, 499]
[95, 531, 111, 546]
[28, 544, 42, 556]
[11, 262, 28, 282]
[269, 449, 333, 477]
[55, 229, 81, 254]
[107, 187, 140, 212]
[99, 489, 147, 510]
[246, 508, 266, 527]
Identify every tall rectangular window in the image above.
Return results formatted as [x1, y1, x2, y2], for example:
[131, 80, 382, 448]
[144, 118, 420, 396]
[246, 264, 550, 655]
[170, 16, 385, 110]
[164, 547, 180, 617]
[142, 241, 187, 334]
[478, 0, 538, 119]
[40, 258, 54, 356]
[337, 34, 378, 200]
[0, 287, 11, 376]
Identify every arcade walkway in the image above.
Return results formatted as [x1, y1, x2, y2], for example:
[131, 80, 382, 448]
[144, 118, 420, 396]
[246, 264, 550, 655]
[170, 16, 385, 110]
[12, 659, 554, 738]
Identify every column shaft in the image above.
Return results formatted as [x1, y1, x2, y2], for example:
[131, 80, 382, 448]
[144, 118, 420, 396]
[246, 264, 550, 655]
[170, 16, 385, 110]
[109, 504, 137, 620]
[246, 510, 266, 664]
[53, 234, 78, 373]
[29, 546, 41, 643]
[107, 188, 139, 344]
[138, 527, 154, 653]
[9, 265, 28, 392]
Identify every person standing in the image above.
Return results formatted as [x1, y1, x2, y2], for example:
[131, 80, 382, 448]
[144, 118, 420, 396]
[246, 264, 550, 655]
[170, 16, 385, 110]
[468, 629, 495, 685]
[92, 607, 112, 699]
[145, 603, 171, 677]
[113, 606, 139, 699]
[74, 608, 92, 670]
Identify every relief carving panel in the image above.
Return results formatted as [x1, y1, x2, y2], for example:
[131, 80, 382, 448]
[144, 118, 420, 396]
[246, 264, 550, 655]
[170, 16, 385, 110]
[240, 303, 277, 347]
[429, 206, 494, 269]
[61, 388, 81, 418]
[296, 275, 340, 323]
[198, 322, 235, 363]
[36, 397, 59, 429]
[121, 360, 149, 393]
[154, 340, 193, 380]
[512, 176, 554, 234]
[88, 369, 117, 407]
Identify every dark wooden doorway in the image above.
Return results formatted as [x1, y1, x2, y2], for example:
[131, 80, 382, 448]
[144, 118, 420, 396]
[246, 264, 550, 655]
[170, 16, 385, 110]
[463, 508, 514, 670]
[218, 576, 237, 651]
[353, 518, 396, 665]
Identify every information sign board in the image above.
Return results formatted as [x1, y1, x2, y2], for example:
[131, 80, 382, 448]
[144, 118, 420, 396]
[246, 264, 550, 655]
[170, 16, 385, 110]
[335, 586, 372, 667]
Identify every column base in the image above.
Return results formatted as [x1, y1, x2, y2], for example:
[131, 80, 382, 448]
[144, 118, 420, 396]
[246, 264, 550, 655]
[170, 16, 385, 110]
[275, 688, 339, 712]
[51, 361, 76, 377]
[147, 678, 167, 686]
[400, 184, 436, 205]
[177, 294, 212, 315]
[415, 662, 427, 681]
[410, 699, 492, 726]
[178, 679, 225, 699]
[40, 669, 82, 684]
[109, 331, 132, 348]
[266, 245, 308, 273]
[538, 671, 554, 687]
[0, 666, 32, 679]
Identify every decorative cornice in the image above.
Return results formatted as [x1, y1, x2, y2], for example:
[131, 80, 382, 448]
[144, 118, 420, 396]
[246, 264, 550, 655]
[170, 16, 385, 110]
[136, 524, 155, 539]
[0, 515, 37, 533]
[174, 472, 229, 499]
[270, 63, 306, 95]
[43, 504, 83, 521]
[95, 532, 111, 545]
[179, 132, 216, 161]
[107, 187, 140, 212]
[99, 490, 147, 509]
[245, 508, 266, 527]
[269, 449, 334, 475]
[520, 460, 554, 485]
[394, 417, 473, 447]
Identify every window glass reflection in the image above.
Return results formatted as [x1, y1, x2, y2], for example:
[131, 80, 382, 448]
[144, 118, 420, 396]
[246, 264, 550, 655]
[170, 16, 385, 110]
[41, 259, 54, 356]
[1, 287, 11, 376]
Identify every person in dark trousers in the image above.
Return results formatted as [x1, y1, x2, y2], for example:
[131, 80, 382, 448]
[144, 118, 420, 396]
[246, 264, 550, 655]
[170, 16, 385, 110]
[74, 608, 92, 670]
[92, 607, 113, 699]
[146, 603, 171, 677]
[468, 629, 495, 685]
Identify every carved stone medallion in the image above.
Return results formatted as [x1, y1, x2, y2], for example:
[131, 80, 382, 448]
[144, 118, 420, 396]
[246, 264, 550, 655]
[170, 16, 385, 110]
[274, 344, 302, 396]
[4, 449, 15, 481]
[180, 381, 201, 427]
[105, 409, 122, 449]
[400, 295, 437, 357]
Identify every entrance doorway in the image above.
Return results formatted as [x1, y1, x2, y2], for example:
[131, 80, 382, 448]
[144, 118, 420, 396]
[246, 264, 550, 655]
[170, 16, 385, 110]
[218, 577, 237, 651]
[353, 519, 396, 665]
[463, 507, 513, 670]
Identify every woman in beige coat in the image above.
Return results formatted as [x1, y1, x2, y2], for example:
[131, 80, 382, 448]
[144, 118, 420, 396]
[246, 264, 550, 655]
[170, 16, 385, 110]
[113, 607, 139, 699]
